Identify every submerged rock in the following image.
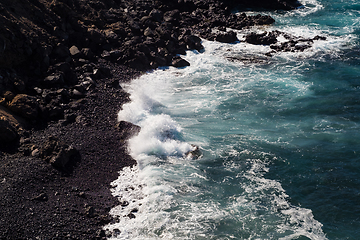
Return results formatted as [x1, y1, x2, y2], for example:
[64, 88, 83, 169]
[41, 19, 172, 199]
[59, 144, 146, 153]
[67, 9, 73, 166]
[186, 145, 202, 159]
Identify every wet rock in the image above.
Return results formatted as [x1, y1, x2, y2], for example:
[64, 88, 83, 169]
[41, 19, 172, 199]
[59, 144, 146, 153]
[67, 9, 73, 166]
[164, 9, 180, 23]
[7, 94, 39, 120]
[252, 14, 276, 25]
[183, 35, 204, 51]
[270, 40, 312, 52]
[245, 32, 278, 45]
[313, 35, 327, 41]
[171, 56, 190, 68]
[186, 145, 202, 159]
[144, 27, 156, 37]
[115, 121, 141, 141]
[215, 31, 238, 43]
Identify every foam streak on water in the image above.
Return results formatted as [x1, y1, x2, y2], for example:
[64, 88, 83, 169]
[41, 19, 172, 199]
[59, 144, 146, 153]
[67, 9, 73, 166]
[105, 1, 360, 239]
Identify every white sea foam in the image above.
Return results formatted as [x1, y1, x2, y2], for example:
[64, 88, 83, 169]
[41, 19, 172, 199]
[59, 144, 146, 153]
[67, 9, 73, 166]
[101, 16, 359, 238]
[289, 0, 324, 16]
[241, 0, 323, 18]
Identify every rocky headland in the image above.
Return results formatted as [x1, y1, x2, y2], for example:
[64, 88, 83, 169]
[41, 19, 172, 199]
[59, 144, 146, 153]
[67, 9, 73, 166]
[0, 0, 321, 239]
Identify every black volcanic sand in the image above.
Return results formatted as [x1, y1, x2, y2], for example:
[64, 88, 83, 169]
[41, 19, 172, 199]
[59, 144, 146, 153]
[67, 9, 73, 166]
[0, 64, 139, 239]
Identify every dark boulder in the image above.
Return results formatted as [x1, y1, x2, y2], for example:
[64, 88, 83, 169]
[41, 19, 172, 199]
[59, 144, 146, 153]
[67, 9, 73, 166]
[245, 32, 278, 45]
[115, 121, 141, 142]
[183, 35, 204, 51]
[185, 145, 202, 159]
[270, 40, 312, 52]
[172, 56, 190, 68]
[215, 31, 239, 43]
[7, 94, 40, 120]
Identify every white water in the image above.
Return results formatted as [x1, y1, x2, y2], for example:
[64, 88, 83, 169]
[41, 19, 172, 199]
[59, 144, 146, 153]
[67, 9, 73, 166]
[103, 0, 358, 238]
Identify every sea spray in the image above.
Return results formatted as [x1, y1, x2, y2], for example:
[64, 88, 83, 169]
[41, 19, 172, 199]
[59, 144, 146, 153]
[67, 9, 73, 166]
[105, 0, 360, 238]
[104, 40, 329, 239]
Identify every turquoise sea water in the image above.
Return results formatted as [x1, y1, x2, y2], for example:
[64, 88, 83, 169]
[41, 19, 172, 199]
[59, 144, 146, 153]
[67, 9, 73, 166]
[105, 0, 360, 239]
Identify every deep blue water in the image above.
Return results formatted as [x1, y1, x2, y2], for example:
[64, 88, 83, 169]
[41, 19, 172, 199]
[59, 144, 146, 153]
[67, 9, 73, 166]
[105, 0, 360, 239]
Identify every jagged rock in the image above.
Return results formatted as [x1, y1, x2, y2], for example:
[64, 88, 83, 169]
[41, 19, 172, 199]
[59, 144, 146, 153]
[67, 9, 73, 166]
[115, 121, 141, 141]
[186, 145, 202, 159]
[0, 116, 18, 142]
[172, 56, 190, 68]
[245, 32, 278, 45]
[183, 35, 204, 51]
[215, 31, 239, 43]
[7, 94, 39, 120]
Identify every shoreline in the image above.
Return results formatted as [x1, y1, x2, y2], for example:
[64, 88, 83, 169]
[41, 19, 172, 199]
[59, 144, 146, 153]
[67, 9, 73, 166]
[1, 63, 140, 239]
[0, 0, 304, 239]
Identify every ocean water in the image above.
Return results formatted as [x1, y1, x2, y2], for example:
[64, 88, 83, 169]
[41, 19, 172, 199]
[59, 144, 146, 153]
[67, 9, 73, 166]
[104, 0, 360, 239]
